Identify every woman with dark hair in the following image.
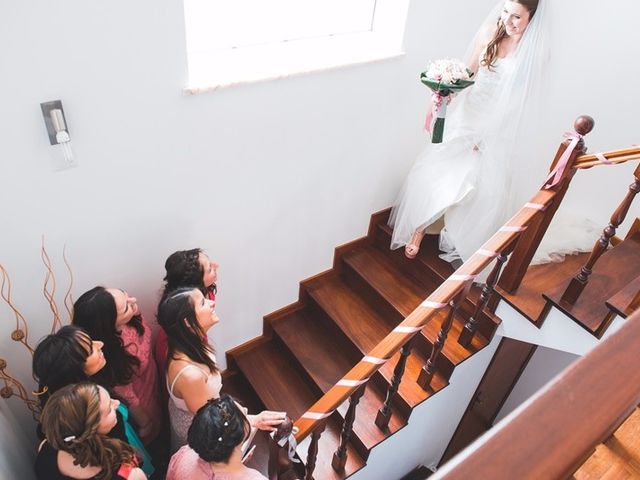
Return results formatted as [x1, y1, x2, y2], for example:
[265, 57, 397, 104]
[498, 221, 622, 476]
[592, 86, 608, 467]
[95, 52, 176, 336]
[158, 287, 284, 452]
[33, 325, 106, 410]
[33, 326, 155, 477]
[156, 249, 218, 384]
[73, 287, 161, 444]
[166, 395, 266, 480]
[35, 382, 146, 480]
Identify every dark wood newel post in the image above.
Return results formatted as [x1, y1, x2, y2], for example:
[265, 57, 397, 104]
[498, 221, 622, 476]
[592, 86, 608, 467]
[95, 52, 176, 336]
[498, 115, 595, 295]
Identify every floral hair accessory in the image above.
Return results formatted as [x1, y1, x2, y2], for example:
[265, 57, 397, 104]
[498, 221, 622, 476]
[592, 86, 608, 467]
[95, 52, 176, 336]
[63, 435, 76, 443]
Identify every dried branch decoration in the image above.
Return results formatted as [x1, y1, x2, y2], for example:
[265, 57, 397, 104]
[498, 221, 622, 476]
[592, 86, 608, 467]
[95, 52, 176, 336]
[0, 264, 34, 354]
[0, 240, 74, 418]
[41, 238, 62, 333]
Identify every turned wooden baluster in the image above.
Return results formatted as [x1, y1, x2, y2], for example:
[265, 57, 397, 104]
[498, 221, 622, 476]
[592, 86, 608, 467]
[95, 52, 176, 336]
[458, 251, 509, 348]
[375, 336, 415, 430]
[418, 288, 468, 389]
[561, 163, 640, 305]
[332, 384, 366, 471]
[305, 421, 326, 480]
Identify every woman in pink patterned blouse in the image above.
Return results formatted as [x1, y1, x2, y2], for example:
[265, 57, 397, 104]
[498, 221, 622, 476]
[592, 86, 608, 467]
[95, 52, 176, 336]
[73, 286, 161, 445]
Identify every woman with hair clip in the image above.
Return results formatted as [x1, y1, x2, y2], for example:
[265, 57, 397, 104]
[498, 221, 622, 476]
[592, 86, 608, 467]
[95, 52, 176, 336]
[166, 395, 267, 480]
[156, 248, 218, 389]
[73, 287, 161, 444]
[33, 325, 155, 477]
[158, 287, 285, 453]
[389, 0, 594, 265]
[35, 382, 146, 480]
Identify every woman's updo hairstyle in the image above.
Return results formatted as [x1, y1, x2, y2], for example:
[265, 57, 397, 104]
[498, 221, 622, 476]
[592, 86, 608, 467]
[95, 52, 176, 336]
[161, 248, 208, 301]
[482, 0, 539, 69]
[187, 394, 250, 463]
[40, 383, 137, 479]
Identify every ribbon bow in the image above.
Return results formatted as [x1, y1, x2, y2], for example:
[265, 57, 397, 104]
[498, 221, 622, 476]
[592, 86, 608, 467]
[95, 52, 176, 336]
[544, 131, 583, 189]
[275, 427, 300, 463]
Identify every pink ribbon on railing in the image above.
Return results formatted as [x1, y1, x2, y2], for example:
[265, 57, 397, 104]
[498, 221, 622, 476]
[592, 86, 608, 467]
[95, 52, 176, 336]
[544, 131, 583, 189]
[424, 92, 451, 133]
[595, 152, 612, 165]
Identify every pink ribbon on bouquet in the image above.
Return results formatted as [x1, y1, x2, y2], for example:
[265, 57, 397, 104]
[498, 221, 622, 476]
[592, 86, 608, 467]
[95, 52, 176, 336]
[424, 92, 451, 133]
[543, 131, 583, 189]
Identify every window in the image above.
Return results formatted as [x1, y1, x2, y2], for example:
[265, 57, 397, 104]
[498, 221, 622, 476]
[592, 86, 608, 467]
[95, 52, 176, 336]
[183, 0, 410, 93]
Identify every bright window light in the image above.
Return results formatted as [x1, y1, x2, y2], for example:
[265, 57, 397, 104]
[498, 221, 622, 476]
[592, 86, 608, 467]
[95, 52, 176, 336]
[183, 0, 410, 93]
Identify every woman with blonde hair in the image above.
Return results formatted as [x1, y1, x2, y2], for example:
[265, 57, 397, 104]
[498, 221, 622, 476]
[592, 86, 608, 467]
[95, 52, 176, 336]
[35, 382, 146, 480]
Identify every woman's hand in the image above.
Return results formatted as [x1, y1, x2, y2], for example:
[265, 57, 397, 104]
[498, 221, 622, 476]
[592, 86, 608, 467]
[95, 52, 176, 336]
[247, 410, 287, 432]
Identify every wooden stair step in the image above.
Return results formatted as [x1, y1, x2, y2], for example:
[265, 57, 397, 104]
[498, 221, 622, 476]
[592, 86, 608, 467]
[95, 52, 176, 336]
[342, 245, 432, 319]
[543, 233, 640, 337]
[270, 308, 360, 393]
[573, 444, 638, 479]
[221, 369, 266, 414]
[335, 383, 406, 458]
[377, 348, 449, 411]
[296, 418, 365, 479]
[304, 274, 450, 413]
[304, 273, 394, 353]
[496, 252, 589, 326]
[606, 274, 640, 319]
[606, 407, 640, 468]
[342, 246, 486, 377]
[375, 221, 454, 282]
[374, 218, 500, 341]
[231, 337, 320, 420]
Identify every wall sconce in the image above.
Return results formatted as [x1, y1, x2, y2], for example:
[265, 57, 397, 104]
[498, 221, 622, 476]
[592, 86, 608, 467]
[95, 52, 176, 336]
[40, 100, 77, 170]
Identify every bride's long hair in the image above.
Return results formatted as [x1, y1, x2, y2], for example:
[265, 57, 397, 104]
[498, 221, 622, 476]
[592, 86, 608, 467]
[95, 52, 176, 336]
[482, 0, 540, 68]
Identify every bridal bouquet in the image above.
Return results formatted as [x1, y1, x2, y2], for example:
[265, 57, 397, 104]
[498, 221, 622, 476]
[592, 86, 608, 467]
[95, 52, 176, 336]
[421, 59, 474, 143]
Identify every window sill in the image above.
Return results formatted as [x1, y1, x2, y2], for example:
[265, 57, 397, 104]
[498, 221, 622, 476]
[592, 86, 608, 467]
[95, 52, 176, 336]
[183, 33, 405, 95]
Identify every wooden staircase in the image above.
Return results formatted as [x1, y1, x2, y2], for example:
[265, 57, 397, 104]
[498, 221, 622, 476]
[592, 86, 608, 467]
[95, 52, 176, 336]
[222, 209, 500, 478]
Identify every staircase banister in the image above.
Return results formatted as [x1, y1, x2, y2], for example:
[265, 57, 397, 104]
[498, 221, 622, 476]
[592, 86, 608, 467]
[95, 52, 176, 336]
[293, 188, 559, 443]
[431, 307, 640, 480]
[574, 145, 640, 169]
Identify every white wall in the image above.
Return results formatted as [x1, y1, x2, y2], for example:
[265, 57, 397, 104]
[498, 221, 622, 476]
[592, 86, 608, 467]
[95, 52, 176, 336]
[0, 0, 639, 476]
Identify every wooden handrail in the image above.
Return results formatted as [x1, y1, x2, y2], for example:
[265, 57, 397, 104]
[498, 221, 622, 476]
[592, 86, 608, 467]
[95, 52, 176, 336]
[292, 188, 558, 442]
[432, 308, 640, 479]
[574, 146, 640, 169]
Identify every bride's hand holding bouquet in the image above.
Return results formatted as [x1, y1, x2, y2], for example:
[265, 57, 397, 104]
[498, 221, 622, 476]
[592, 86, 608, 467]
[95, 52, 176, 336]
[421, 59, 474, 143]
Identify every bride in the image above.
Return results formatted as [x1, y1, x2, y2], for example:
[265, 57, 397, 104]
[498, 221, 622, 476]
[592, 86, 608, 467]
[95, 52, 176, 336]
[390, 0, 550, 263]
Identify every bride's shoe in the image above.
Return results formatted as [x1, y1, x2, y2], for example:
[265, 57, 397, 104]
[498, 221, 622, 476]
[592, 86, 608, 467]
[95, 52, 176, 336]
[405, 229, 426, 259]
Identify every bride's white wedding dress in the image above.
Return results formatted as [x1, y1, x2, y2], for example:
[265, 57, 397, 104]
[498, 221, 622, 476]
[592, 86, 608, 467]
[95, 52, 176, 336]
[390, 57, 519, 263]
[389, 55, 600, 265]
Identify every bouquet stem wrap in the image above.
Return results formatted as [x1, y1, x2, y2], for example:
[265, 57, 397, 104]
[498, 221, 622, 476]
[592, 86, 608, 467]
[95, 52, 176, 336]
[421, 59, 475, 144]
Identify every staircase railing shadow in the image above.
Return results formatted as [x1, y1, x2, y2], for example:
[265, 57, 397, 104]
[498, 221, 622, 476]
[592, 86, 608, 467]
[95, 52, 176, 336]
[270, 116, 640, 479]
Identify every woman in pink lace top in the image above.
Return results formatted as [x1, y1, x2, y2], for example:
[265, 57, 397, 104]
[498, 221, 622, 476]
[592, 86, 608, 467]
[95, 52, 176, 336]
[73, 286, 161, 444]
[167, 395, 266, 480]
